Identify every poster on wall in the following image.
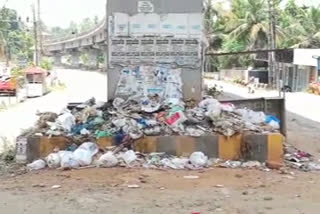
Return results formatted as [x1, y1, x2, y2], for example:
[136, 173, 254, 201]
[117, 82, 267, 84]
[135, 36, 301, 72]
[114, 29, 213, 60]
[140, 39, 155, 62]
[155, 39, 171, 63]
[126, 39, 140, 63]
[138, 1, 154, 13]
[115, 65, 183, 100]
[114, 13, 129, 36]
[110, 39, 126, 63]
[110, 37, 201, 66]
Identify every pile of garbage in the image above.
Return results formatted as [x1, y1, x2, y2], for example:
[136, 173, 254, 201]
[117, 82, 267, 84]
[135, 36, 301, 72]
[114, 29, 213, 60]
[26, 95, 280, 141]
[27, 142, 267, 171]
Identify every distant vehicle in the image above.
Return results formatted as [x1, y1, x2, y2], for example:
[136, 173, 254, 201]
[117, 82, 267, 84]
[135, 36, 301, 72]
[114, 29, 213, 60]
[0, 75, 17, 96]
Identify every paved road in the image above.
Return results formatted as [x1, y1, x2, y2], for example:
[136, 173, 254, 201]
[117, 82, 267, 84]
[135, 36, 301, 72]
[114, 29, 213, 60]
[0, 69, 107, 151]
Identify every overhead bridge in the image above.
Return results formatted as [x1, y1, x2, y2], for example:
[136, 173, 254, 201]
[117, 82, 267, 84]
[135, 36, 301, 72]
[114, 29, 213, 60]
[44, 19, 107, 69]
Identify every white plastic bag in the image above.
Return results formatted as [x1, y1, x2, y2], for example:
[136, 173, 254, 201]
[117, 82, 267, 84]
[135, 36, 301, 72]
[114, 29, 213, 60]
[113, 97, 125, 109]
[98, 152, 119, 168]
[73, 142, 99, 166]
[80, 128, 90, 135]
[77, 142, 99, 155]
[119, 150, 137, 165]
[57, 112, 75, 132]
[235, 109, 266, 124]
[200, 98, 222, 120]
[160, 158, 189, 169]
[171, 158, 189, 169]
[189, 152, 208, 167]
[46, 153, 61, 168]
[268, 120, 280, 130]
[73, 149, 94, 166]
[60, 151, 79, 169]
[27, 159, 46, 170]
[112, 118, 127, 128]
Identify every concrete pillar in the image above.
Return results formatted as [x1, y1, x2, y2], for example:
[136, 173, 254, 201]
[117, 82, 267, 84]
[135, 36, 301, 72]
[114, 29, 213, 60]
[53, 54, 62, 66]
[70, 51, 80, 68]
[87, 48, 99, 70]
[103, 45, 108, 72]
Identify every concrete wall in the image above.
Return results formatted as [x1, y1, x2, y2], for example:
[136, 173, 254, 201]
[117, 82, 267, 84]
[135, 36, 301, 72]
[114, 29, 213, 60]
[106, 0, 204, 101]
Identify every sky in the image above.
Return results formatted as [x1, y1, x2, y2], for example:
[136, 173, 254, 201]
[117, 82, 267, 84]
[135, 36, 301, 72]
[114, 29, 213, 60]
[0, 0, 106, 28]
[0, 0, 319, 28]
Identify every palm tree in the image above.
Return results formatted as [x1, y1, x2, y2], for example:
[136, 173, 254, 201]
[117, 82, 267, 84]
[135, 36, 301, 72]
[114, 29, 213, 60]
[223, 0, 286, 51]
[225, 0, 270, 50]
[294, 6, 320, 48]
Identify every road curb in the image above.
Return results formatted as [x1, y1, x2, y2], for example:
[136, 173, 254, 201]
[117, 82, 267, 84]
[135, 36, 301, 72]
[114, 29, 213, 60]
[22, 133, 284, 165]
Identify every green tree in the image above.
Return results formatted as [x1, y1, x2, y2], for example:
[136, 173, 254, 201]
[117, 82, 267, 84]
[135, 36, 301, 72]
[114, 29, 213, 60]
[79, 18, 94, 33]
[0, 7, 34, 62]
[68, 21, 79, 35]
[94, 16, 99, 25]
[294, 6, 320, 48]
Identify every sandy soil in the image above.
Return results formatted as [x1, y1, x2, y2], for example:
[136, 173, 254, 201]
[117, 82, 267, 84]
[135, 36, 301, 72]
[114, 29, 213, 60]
[0, 168, 319, 214]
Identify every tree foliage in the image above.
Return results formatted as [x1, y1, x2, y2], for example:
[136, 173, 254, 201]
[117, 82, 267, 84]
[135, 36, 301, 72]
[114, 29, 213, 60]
[207, 0, 320, 68]
[0, 7, 34, 61]
[50, 16, 100, 38]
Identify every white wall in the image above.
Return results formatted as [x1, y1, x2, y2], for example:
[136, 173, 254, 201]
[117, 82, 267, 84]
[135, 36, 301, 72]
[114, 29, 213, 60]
[294, 49, 320, 67]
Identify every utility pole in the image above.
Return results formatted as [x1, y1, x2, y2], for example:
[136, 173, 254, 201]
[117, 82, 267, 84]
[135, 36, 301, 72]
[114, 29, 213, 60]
[267, 0, 276, 88]
[32, 4, 39, 66]
[37, 0, 43, 60]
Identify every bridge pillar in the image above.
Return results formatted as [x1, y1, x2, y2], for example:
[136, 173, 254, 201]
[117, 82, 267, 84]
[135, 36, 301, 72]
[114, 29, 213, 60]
[52, 53, 62, 66]
[87, 48, 99, 70]
[70, 51, 81, 68]
[103, 45, 108, 72]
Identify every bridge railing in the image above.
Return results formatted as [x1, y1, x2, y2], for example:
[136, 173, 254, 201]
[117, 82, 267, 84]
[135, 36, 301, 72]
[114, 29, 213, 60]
[45, 18, 106, 45]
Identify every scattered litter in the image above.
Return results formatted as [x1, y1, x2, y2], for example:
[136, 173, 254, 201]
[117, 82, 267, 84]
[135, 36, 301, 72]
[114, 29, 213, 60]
[98, 152, 119, 168]
[128, 184, 140, 189]
[32, 184, 46, 188]
[284, 144, 319, 172]
[51, 185, 61, 189]
[27, 159, 46, 170]
[189, 152, 208, 168]
[73, 142, 98, 167]
[283, 175, 295, 180]
[215, 184, 224, 188]
[220, 160, 242, 169]
[242, 161, 262, 168]
[46, 153, 61, 169]
[60, 151, 79, 169]
[308, 162, 320, 171]
[119, 150, 137, 165]
[263, 196, 273, 201]
[183, 175, 199, 179]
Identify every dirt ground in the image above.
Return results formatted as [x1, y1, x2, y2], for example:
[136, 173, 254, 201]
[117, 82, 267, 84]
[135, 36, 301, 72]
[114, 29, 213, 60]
[0, 168, 319, 214]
